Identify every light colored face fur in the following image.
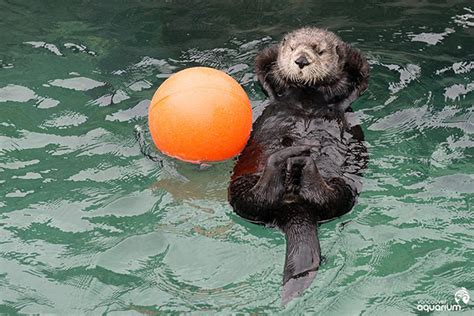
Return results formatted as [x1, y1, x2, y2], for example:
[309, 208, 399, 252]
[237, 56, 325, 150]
[276, 28, 343, 85]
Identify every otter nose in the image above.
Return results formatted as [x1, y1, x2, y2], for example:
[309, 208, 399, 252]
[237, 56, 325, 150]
[295, 56, 310, 69]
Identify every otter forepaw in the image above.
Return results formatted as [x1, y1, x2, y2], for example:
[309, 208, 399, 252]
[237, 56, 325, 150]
[251, 146, 312, 205]
[286, 156, 332, 205]
[268, 146, 312, 166]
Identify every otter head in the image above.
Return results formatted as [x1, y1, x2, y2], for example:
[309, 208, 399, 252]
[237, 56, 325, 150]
[276, 28, 344, 86]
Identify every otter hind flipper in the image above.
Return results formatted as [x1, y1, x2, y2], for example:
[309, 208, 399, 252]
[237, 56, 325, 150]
[281, 215, 321, 305]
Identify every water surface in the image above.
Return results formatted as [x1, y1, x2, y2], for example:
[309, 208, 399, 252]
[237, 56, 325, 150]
[0, 1, 473, 314]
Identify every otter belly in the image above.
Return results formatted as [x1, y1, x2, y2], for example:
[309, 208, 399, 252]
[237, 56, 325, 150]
[235, 104, 366, 199]
[252, 110, 352, 174]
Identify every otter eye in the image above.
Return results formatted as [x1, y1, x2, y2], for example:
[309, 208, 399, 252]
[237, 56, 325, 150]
[318, 50, 325, 55]
[290, 46, 294, 51]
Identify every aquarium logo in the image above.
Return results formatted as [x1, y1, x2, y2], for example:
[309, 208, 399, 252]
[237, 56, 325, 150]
[416, 288, 470, 312]
[454, 287, 470, 304]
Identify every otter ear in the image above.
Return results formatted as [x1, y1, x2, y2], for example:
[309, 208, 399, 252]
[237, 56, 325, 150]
[255, 45, 280, 100]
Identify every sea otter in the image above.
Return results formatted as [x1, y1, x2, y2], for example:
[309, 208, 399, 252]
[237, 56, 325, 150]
[228, 27, 369, 304]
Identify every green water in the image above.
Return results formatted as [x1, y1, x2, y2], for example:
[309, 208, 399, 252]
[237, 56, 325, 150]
[0, 1, 473, 314]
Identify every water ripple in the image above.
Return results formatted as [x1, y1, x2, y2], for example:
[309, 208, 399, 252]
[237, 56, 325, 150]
[1, 1, 473, 314]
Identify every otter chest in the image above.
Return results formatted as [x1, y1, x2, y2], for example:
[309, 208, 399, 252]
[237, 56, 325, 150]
[278, 112, 343, 141]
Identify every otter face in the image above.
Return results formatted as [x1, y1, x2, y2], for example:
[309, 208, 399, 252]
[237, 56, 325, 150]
[276, 28, 343, 85]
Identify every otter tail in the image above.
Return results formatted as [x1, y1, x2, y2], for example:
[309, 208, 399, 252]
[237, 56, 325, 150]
[280, 214, 320, 305]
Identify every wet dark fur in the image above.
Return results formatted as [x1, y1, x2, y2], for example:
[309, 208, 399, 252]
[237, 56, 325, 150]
[228, 28, 369, 304]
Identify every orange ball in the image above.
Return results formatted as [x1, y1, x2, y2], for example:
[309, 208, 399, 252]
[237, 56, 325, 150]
[148, 67, 252, 163]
